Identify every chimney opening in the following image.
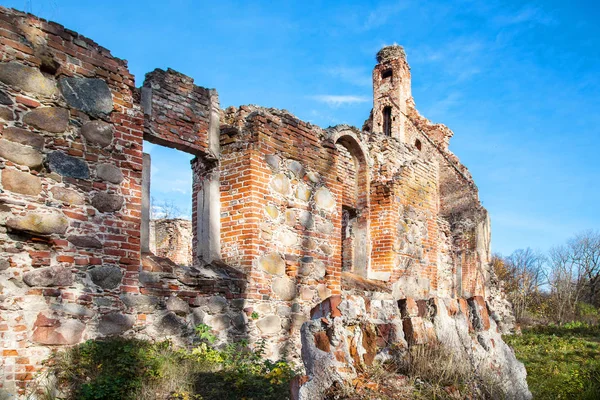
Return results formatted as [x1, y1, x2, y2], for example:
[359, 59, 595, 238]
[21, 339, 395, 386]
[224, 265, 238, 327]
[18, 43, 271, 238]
[415, 139, 422, 151]
[381, 69, 393, 80]
[383, 106, 392, 137]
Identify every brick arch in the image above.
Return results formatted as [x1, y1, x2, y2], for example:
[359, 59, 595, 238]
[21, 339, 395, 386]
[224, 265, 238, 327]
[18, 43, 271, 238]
[326, 127, 371, 277]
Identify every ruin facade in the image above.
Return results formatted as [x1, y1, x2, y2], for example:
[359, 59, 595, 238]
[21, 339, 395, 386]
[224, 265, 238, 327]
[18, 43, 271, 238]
[0, 7, 529, 399]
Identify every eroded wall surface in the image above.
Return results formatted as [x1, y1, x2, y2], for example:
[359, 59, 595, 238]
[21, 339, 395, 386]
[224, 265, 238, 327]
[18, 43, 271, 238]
[0, 7, 524, 398]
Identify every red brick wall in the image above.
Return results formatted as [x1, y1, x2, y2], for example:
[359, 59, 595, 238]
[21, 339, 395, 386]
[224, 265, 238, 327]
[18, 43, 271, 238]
[0, 7, 143, 394]
[142, 68, 213, 155]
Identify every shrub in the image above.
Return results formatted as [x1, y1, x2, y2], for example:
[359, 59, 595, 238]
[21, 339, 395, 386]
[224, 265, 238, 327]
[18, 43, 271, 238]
[37, 330, 296, 400]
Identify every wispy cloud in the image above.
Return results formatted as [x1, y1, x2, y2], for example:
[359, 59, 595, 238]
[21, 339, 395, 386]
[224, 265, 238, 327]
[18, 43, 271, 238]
[325, 66, 372, 87]
[424, 91, 463, 118]
[411, 37, 486, 83]
[310, 95, 370, 107]
[362, 1, 411, 30]
[493, 6, 556, 27]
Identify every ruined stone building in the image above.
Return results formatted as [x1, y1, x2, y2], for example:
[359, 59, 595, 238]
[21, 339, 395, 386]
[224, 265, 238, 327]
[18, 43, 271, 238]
[0, 7, 529, 399]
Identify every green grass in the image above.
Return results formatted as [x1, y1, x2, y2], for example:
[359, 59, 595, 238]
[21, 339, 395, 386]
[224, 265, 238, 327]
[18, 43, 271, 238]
[504, 323, 600, 399]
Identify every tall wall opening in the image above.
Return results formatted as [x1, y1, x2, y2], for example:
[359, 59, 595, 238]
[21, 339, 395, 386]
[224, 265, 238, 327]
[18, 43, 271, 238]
[335, 135, 369, 277]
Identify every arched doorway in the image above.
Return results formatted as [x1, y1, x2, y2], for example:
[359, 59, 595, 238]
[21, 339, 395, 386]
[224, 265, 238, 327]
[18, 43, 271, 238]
[334, 133, 370, 277]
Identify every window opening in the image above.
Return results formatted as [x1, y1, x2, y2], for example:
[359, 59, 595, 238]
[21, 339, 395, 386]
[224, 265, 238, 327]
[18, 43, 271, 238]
[383, 106, 392, 137]
[142, 140, 194, 266]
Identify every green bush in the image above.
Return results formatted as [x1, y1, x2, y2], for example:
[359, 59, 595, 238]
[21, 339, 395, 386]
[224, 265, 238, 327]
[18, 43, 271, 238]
[40, 328, 296, 400]
[48, 338, 168, 400]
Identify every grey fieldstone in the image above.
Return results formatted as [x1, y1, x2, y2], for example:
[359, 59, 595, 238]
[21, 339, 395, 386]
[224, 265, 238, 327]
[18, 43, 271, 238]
[98, 313, 135, 336]
[258, 253, 286, 275]
[81, 120, 114, 147]
[279, 230, 297, 246]
[232, 313, 247, 330]
[300, 286, 314, 301]
[1, 169, 42, 196]
[0, 139, 43, 169]
[256, 315, 281, 335]
[46, 151, 90, 179]
[167, 296, 190, 316]
[299, 211, 315, 230]
[317, 284, 332, 300]
[284, 209, 296, 226]
[0, 258, 9, 271]
[68, 235, 102, 249]
[50, 303, 95, 318]
[314, 187, 335, 210]
[192, 308, 206, 326]
[307, 171, 320, 183]
[265, 154, 280, 171]
[32, 318, 85, 345]
[154, 312, 186, 336]
[0, 106, 13, 121]
[23, 266, 72, 287]
[205, 314, 231, 332]
[272, 276, 297, 301]
[120, 294, 158, 312]
[256, 303, 272, 314]
[295, 184, 311, 202]
[89, 266, 122, 289]
[96, 163, 123, 184]
[271, 173, 291, 196]
[320, 243, 333, 256]
[231, 298, 246, 311]
[50, 187, 85, 205]
[139, 271, 161, 284]
[207, 295, 228, 314]
[59, 77, 113, 117]
[265, 205, 279, 219]
[277, 305, 292, 317]
[287, 160, 305, 178]
[314, 262, 327, 280]
[291, 313, 308, 330]
[0, 62, 57, 97]
[317, 220, 334, 234]
[92, 192, 124, 213]
[7, 213, 68, 235]
[0, 89, 12, 105]
[23, 107, 69, 133]
[2, 127, 44, 149]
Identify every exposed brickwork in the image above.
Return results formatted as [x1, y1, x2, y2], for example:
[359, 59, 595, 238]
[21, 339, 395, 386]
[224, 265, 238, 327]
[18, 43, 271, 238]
[0, 8, 511, 397]
[142, 68, 217, 157]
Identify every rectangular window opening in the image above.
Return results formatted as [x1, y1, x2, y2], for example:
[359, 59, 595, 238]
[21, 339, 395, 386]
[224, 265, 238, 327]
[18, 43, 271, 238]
[142, 140, 194, 267]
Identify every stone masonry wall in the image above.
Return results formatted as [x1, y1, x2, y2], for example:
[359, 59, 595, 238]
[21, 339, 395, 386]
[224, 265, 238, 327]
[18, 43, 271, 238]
[0, 7, 144, 395]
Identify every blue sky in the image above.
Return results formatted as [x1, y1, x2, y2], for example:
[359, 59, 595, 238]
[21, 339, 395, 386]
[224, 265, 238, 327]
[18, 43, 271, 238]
[4, 0, 599, 256]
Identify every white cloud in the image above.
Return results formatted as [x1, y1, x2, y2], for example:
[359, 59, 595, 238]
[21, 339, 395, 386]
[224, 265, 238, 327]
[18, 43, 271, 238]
[310, 95, 370, 107]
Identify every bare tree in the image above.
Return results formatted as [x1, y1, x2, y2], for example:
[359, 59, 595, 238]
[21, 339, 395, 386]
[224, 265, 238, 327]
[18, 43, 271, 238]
[502, 248, 546, 322]
[546, 231, 600, 323]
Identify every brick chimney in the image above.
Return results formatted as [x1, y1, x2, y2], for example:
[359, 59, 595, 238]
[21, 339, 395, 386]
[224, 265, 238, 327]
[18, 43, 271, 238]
[372, 45, 411, 142]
